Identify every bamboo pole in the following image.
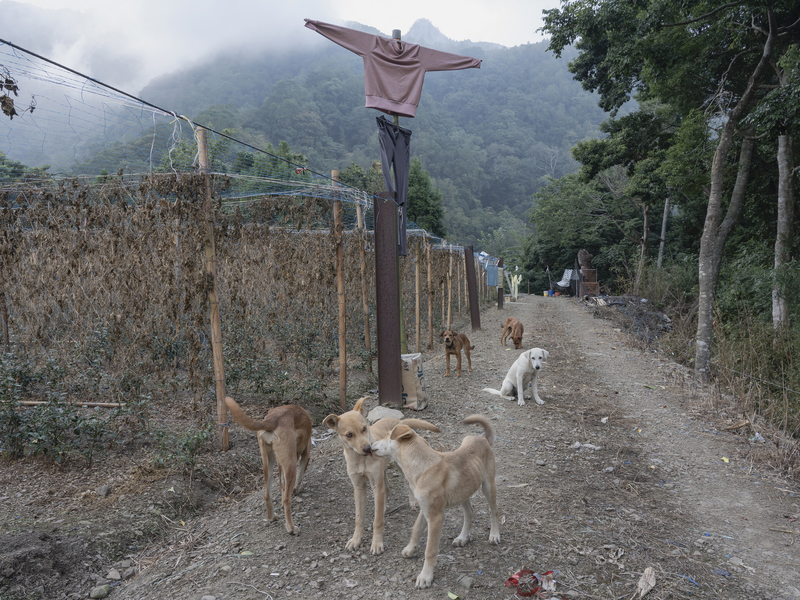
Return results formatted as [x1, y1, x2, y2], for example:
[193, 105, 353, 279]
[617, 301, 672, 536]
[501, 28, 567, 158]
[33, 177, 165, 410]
[332, 170, 347, 411]
[356, 196, 371, 373]
[441, 281, 445, 328]
[415, 240, 421, 353]
[446, 244, 453, 327]
[457, 248, 461, 316]
[427, 240, 433, 349]
[197, 128, 228, 452]
[19, 401, 124, 408]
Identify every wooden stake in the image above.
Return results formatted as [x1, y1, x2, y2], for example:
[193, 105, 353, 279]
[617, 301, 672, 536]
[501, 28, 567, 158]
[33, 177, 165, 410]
[197, 128, 228, 451]
[19, 401, 124, 408]
[415, 240, 421, 353]
[356, 196, 371, 373]
[333, 170, 347, 411]
[447, 244, 453, 328]
[457, 248, 461, 316]
[427, 240, 433, 349]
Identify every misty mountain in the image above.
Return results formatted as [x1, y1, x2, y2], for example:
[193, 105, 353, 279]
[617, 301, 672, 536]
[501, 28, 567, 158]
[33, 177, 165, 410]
[139, 19, 608, 245]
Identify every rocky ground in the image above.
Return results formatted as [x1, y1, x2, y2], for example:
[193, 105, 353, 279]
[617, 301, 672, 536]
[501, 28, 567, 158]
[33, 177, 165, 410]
[2, 294, 800, 600]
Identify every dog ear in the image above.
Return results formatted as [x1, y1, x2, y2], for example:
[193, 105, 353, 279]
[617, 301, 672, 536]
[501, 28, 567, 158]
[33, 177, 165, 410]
[390, 424, 415, 441]
[439, 331, 445, 338]
[353, 396, 368, 415]
[543, 349, 549, 359]
[323, 414, 339, 431]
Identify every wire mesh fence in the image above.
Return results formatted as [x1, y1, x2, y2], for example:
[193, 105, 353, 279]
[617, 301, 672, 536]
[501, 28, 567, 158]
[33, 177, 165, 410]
[1, 39, 502, 461]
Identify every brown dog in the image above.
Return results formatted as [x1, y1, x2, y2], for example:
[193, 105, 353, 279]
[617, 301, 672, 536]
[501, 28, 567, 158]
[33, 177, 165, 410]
[371, 415, 501, 588]
[224, 396, 312, 534]
[323, 397, 440, 555]
[501, 316, 524, 349]
[440, 330, 474, 377]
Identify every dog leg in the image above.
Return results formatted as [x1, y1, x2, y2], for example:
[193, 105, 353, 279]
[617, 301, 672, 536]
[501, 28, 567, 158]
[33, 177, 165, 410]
[452, 497, 472, 547]
[295, 439, 311, 491]
[402, 510, 427, 558]
[416, 509, 444, 588]
[346, 473, 368, 551]
[532, 373, 544, 405]
[369, 471, 386, 555]
[465, 346, 472, 374]
[482, 475, 501, 544]
[444, 352, 451, 377]
[516, 372, 527, 406]
[258, 438, 276, 521]
[281, 463, 298, 534]
[456, 351, 462, 377]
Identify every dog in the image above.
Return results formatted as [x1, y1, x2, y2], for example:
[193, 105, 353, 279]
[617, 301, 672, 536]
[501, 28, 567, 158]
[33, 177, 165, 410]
[323, 397, 440, 555]
[224, 396, 312, 534]
[500, 316, 524, 349]
[371, 415, 500, 589]
[483, 347, 549, 406]
[440, 330, 474, 377]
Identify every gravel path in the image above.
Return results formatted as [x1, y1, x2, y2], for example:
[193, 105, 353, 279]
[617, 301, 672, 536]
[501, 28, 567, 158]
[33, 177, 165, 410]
[113, 295, 800, 600]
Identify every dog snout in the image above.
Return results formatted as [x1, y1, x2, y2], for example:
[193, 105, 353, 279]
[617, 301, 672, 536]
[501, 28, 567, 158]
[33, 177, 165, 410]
[534, 364, 541, 370]
[362, 444, 373, 455]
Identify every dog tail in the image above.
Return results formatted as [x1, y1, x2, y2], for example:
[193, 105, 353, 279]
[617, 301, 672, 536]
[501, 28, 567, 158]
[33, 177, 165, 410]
[399, 418, 441, 433]
[224, 396, 277, 432]
[462, 415, 494, 446]
[482, 387, 503, 397]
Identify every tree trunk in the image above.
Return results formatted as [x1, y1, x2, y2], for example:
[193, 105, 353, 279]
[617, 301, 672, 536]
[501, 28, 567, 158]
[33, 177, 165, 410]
[694, 8, 775, 380]
[657, 197, 670, 269]
[773, 134, 794, 329]
[696, 135, 755, 379]
[633, 204, 649, 295]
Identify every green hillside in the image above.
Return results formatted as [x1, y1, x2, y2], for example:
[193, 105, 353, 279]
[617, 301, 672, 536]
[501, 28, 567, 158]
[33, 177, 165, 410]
[139, 20, 609, 246]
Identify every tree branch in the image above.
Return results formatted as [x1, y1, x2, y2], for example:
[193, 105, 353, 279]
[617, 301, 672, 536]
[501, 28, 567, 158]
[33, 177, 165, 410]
[661, 2, 740, 28]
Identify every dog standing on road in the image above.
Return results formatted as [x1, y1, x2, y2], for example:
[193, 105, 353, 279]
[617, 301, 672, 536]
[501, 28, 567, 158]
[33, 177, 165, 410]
[483, 347, 549, 406]
[370, 415, 501, 589]
[224, 396, 312, 534]
[441, 330, 474, 377]
[323, 397, 440, 555]
[500, 316, 524, 349]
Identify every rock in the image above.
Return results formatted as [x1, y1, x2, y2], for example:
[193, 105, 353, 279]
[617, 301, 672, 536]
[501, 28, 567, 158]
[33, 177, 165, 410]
[106, 568, 121, 581]
[201, 596, 217, 600]
[89, 584, 111, 599]
[535, 460, 546, 466]
[96, 485, 111, 497]
[367, 406, 404, 423]
[122, 567, 136, 580]
[457, 575, 475, 588]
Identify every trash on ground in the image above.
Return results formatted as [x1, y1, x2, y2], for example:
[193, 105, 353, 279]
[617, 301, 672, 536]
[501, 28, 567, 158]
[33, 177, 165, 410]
[504, 569, 556, 597]
[749, 432, 765, 443]
[637, 566, 656, 598]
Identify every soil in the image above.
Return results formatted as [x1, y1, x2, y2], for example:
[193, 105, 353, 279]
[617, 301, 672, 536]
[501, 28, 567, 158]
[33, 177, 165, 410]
[2, 294, 800, 600]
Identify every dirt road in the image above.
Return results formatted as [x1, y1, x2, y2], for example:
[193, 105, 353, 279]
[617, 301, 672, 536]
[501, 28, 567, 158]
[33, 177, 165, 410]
[58, 296, 800, 599]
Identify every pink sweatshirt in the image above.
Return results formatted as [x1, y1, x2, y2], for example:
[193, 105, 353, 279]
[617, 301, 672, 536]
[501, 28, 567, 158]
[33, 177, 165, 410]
[304, 19, 482, 118]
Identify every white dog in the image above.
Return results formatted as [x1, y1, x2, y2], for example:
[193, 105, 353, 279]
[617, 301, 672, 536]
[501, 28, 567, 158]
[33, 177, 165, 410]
[483, 347, 549, 406]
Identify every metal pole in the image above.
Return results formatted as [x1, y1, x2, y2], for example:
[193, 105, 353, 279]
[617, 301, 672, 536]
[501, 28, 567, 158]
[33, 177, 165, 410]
[497, 258, 504, 310]
[374, 191, 402, 406]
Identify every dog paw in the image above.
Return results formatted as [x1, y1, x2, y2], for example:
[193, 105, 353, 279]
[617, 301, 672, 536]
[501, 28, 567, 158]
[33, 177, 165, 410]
[535, 397, 545, 405]
[415, 570, 434, 588]
[401, 544, 416, 558]
[286, 524, 299, 535]
[452, 535, 469, 547]
[517, 398, 526, 406]
[345, 537, 361, 551]
[370, 540, 385, 555]
[489, 532, 501, 544]
[444, 373, 450, 377]
[524, 394, 531, 400]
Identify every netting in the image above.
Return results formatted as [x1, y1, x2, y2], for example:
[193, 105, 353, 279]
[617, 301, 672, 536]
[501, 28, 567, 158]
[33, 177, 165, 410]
[0, 39, 500, 461]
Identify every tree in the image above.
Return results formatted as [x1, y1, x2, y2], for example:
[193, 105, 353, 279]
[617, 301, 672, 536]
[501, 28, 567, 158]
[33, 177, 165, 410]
[407, 158, 446, 237]
[542, 0, 800, 379]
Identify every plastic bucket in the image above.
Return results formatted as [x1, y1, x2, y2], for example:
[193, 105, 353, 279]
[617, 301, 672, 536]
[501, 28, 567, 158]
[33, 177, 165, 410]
[543, 291, 548, 297]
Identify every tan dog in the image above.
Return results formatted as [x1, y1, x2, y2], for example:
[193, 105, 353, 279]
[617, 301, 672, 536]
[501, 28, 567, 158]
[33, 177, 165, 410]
[440, 330, 474, 377]
[371, 415, 501, 588]
[224, 396, 312, 534]
[323, 397, 440, 555]
[501, 316, 524, 349]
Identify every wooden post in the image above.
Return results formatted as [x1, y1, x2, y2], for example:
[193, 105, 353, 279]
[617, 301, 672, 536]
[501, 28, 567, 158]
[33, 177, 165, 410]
[497, 258, 504, 310]
[441, 281, 445, 327]
[446, 244, 453, 328]
[197, 128, 228, 452]
[465, 246, 481, 331]
[356, 197, 371, 373]
[332, 170, 347, 411]
[415, 240, 421, 353]
[457, 248, 461, 316]
[427, 239, 433, 349]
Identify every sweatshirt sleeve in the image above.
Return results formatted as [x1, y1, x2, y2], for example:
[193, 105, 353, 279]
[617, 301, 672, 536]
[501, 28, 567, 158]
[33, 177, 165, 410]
[304, 19, 376, 58]
[418, 46, 482, 72]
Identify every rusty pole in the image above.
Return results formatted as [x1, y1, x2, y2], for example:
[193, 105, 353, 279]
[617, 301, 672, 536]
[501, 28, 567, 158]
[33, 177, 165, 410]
[464, 246, 481, 331]
[374, 191, 402, 406]
[497, 257, 504, 310]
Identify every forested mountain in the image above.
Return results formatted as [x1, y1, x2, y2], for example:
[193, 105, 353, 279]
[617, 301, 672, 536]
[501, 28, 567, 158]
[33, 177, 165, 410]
[140, 19, 610, 246]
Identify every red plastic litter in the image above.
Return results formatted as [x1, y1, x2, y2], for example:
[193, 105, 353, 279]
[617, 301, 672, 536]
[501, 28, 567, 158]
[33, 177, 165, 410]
[504, 569, 553, 597]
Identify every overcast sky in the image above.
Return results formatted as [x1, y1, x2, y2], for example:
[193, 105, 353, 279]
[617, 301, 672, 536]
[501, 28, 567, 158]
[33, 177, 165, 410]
[1, 0, 559, 93]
